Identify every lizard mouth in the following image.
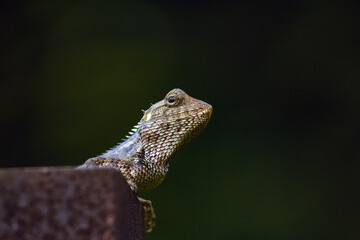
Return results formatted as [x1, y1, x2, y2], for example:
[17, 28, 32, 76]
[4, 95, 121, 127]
[201, 105, 212, 119]
[196, 100, 213, 121]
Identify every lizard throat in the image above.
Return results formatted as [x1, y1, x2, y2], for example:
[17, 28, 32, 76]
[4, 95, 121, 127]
[139, 107, 212, 166]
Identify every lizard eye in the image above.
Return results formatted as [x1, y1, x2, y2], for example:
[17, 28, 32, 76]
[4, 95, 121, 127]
[167, 96, 176, 104]
[165, 91, 183, 107]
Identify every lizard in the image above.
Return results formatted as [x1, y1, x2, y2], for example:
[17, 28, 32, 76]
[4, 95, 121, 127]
[78, 88, 212, 232]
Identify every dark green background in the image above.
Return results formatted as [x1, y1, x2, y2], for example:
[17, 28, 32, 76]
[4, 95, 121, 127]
[1, 1, 359, 239]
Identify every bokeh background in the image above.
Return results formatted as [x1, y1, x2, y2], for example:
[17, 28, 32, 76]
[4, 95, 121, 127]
[1, 1, 359, 239]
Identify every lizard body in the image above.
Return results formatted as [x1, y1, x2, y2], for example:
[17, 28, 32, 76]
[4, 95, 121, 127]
[79, 88, 212, 231]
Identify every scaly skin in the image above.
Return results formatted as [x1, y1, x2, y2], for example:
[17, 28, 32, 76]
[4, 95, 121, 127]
[79, 88, 212, 232]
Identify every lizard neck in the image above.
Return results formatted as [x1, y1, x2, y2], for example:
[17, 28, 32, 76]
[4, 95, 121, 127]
[99, 128, 171, 168]
[100, 131, 143, 160]
[99, 125, 173, 170]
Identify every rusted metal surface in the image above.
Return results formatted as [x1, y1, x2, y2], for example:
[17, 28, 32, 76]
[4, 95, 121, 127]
[0, 167, 144, 240]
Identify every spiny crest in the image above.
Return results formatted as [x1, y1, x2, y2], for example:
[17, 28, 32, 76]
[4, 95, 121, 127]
[122, 123, 140, 141]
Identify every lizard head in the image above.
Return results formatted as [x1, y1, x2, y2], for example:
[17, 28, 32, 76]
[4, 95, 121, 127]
[141, 88, 212, 123]
[139, 88, 212, 165]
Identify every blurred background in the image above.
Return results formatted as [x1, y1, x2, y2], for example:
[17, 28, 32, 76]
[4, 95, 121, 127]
[1, 0, 359, 239]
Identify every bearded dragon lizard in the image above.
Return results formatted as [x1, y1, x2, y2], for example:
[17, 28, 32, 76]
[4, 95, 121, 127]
[78, 88, 212, 232]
